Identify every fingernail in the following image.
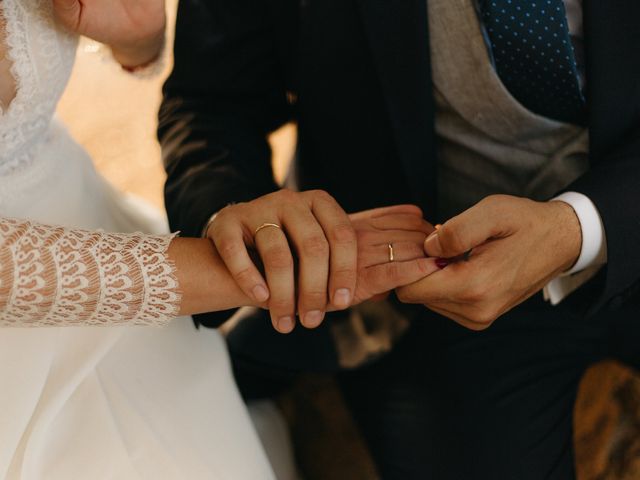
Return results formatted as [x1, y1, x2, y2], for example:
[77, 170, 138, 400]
[252, 285, 269, 303]
[426, 230, 439, 243]
[304, 310, 324, 328]
[435, 258, 449, 269]
[333, 288, 352, 308]
[278, 316, 294, 333]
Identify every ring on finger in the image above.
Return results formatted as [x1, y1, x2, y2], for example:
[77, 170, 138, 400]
[254, 222, 282, 237]
[388, 243, 395, 262]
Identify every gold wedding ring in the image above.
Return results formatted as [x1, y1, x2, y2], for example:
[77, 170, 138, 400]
[388, 243, 395, 262]
[254, 223, 282, 237]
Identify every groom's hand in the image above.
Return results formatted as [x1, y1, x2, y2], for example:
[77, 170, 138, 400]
[396, 195, 582, 330]
[208, 189, 359, 334]
[52, 0, 166, 68]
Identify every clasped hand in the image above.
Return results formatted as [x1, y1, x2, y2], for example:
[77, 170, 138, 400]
[396, 194, 582, 330]
[207, 189, 440, 333]
[210, 191, 582, 334]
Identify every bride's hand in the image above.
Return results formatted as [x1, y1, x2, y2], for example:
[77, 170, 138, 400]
[346, 205, 441, 306]
[52, 0, 166, 68]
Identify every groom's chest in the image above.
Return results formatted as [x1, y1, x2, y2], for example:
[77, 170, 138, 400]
[275, 0, 638, 159]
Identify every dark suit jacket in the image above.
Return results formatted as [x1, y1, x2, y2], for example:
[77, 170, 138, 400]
[159, 0, 640, 337]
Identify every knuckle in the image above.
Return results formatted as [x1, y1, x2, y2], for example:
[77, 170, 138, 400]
[263, 247, 294, 270]
[301, 235, 330, 258]
[481, 194, 510, 215]
[396, 287, 413, 303]
[469, 306, 498, 327]
[269, 298, 294, 313]
[217, 204, 235, 217]
[310, 189, 333, 202]
[437, 223, 466, 254]
[233, 266, 258, 285]
[274, 188, 296, 202]
[331, 267, 357, 285]
[216, 237, 243, 258]
[300, 289, 328, 307]
[209, 213, 231, 234]
[330, 222, 357, 245]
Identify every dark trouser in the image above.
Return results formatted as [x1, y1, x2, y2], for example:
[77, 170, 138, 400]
[336, 290, 640, 480]
[229, 285, 640, 480]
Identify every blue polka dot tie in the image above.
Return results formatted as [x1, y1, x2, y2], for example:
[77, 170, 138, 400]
[480, 0, 586, 125]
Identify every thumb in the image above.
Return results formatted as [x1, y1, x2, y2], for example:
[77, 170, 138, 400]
[52, 0, 82, 30]
[424, 201, 505, 258]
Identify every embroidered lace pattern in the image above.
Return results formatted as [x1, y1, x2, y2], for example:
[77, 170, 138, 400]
[0, 0, 76, 175]
[0, 218, 181, 327]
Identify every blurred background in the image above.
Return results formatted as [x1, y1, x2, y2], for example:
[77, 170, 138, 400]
[56, 2, 640, 478]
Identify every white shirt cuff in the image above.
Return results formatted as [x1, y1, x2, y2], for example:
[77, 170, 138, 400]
[552, 192, 607, 273]
[543, 192, 608, 305]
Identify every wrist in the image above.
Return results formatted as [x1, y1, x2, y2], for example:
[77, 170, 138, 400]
[547, 200, 582, 273]
[171, 238, 256, 316]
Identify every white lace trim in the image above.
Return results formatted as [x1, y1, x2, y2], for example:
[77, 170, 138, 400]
[0, 0, 76, 175]
[0, 217, 181, 327]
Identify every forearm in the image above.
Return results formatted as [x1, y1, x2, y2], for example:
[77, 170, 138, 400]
[0, 218, 181, 327]
[170, 237, 255, 316]
[0, 217, 256, 327]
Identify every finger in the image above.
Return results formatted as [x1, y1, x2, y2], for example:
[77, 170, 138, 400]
[397, 254, 502, 330]
[362, 229, 430, 249]
[395, 261, 473, 305]
[424, 198, 510, 258]
[395, 275, 482, 329]
[369, 214, 434, 234]
[211, 216, 270, 305]
[361, 241, 426, 266]
[253, 225, 296, 334]
[309, 192, 358, 310]
[281, 207, 330, 329]
[361, 204, 424, 219]
[362, 257, 440, 296]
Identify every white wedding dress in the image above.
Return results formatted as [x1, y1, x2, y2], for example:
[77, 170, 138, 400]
[0, 1, 278, 478]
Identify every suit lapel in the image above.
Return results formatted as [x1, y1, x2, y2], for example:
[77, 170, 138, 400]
[584, 0, 640, 160]
[354, 0, 438, 218]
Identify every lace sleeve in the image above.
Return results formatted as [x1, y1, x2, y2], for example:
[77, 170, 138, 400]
[0, 217, 181, 327]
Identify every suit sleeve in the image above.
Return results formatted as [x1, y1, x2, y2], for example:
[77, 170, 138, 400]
[159, 0, 291, 239]
[567, 122, 640, 312]
[158, 0, 291, 326]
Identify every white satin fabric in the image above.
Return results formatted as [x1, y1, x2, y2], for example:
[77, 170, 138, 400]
[0, 1, 276, 478]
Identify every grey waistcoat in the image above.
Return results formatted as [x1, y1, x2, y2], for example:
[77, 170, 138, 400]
[429, 0, 590, 220]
